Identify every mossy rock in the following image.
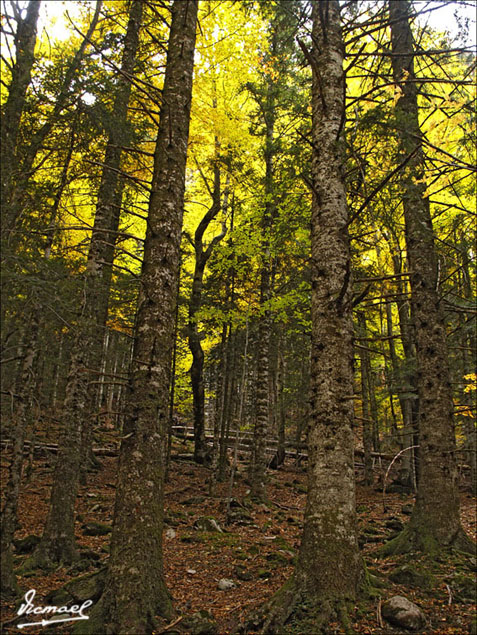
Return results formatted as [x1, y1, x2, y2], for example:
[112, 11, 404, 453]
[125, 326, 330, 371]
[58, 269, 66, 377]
[181, 610, 218, 634]
[81, 522, 112, 536]
[66, 558, 96, 576]
[194, 517, 222, 533]
[227, 509, 252, 525]
[266, 552, 292, 567]
[235, 565, 254, 581]
[449, 573, 477, 603]
[389, 565, 436, 590]
[46, 568, 107, 605]
[13, 534, 41, 554]
[182, 531, 239, 548]
[183, 496, 206, 505]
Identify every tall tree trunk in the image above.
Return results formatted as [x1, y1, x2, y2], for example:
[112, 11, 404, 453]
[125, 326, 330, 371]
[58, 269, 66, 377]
[188, 160, 227, 464]
[250, 78, 275, 503]
[87, 3, 198, 633]
[29, 0, 144, 567]
[358, 314, 373, 485]
[384, 0, 473, 554]
[0, 310, 39, 596]
[0, 0, 41, 237]
[240, 3, 361, 631]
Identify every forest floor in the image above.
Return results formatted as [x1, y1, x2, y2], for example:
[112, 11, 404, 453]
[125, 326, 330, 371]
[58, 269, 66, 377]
[1, 436, 476, 635]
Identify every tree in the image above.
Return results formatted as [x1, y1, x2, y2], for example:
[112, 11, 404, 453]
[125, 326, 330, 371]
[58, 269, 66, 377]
[28, 0, 144, 568]
[383, 0, 473, 554]
[0, 311, 39, 596]
[83, 1, 199, 632]
[187, 157, 227, 465]
[239, 1, 361, 631]
[0, 0, 41, 238]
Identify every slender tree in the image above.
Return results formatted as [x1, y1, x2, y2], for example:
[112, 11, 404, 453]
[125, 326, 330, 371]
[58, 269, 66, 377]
[0, 310, 39, 596]
[0, 0, 41, 237]
[188, 158, 227, 464]
[384, 0, 473, 554]
[28, 0, 144, 568]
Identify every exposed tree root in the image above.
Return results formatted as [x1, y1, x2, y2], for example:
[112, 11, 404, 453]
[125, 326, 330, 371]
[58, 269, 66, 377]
[234, 575, 355, 635]
[380, 522, 475, 557]
[20, 540, 79, 574]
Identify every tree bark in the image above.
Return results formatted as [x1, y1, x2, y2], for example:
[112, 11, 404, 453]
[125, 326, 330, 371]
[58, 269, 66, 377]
[358, 313, 373, 485]
[0, 311, 39, 596]
[87, 2, 198, 633]
[250, 63, 276, 503]
[30, 0, 144, 567]
[0, 0, 41, 237]
[384, 0, 473, 554]
[239, 3, 361, 631]
[188, 160, 226, 464]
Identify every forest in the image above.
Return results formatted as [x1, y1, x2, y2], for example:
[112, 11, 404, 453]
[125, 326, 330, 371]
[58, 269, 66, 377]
[0, 0, 476, 633]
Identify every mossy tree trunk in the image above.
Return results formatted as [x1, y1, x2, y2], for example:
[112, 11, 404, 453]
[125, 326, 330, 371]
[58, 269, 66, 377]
[87, 2, 198, 633]
[384, 0, 473, 554]
[238, 2, 361, 631]
[297, 0, 361, 604]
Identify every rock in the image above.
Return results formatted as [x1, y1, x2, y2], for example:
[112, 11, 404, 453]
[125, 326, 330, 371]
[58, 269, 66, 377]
[183, 496, 206, 505]
[450, 573, 477, 603]
[66, 558, 95, 576]
[217, 578, 235, 590]
[81, 521, 111, 536]
[227, 509, 253, 525]
[220, 498, 242, 510]
[266, 552, 290, 566]
[389, 565, 435, 590]
[401, 504, 413, 515]
[382, 595, 426, 631]
[46, 568, 107, 605]
[165, 528, 176, 540]
[234, 565, 253, 581]
[13, 534, 40, 554]
[181, 610, 218, 635]
[194, 517, 222, 533]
